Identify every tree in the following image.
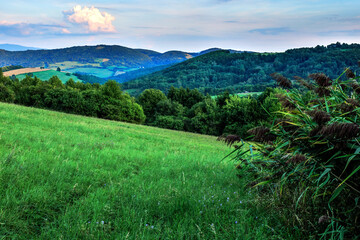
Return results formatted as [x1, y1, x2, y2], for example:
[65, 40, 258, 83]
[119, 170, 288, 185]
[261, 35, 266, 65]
[57, 67, 61, 72]
[101, 80, 122, 100]
[0, 83, 15, 103]
[138, 89, 167, 123]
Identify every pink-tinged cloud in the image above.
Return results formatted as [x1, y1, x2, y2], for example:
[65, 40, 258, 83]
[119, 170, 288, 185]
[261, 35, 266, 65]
[64, 5, 116, 33]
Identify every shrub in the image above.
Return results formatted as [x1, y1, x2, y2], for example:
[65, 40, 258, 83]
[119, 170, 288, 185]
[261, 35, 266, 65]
[225, 70, 360, 239]
[0, 83, 15, 103]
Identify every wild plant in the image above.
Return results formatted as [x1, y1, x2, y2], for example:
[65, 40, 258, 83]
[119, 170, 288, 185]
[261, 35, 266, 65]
[223, 69, 360, 239]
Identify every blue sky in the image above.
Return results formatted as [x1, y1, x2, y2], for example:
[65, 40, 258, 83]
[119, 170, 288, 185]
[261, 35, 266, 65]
[0, 0, 360, 52]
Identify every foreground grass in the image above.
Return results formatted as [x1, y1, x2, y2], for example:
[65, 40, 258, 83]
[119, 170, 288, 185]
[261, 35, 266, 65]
[0, 103, 295, 239]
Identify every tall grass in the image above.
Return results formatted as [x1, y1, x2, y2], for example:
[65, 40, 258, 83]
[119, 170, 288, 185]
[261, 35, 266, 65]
[226, 69, 360, 239]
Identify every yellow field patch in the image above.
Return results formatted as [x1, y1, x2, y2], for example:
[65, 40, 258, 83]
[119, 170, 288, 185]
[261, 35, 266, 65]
[3, 67, 50, 77]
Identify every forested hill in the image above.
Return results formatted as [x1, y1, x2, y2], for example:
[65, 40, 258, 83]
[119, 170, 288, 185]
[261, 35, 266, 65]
[0, 45, 204, 68]
[122, 43, 360, 95]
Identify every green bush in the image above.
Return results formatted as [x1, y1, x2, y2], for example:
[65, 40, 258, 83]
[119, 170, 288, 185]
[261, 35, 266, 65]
[227, 70, 360, 239]
[153, 115, 184, 130]
[0, 83, 15, 103]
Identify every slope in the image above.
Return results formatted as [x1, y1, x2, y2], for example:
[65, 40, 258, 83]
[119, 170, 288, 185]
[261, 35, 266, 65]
[0, 102, 299, 239]
[122, 43, 360, 95]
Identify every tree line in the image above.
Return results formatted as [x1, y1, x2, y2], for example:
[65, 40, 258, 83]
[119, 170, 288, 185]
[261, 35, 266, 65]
[0, 69, 281, 137]
[0, 69, 145, 124]
[123, 42, 360, 96]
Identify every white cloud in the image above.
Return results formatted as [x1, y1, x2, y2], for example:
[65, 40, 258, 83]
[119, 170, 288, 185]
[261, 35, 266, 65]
[64, 5, 116, 33]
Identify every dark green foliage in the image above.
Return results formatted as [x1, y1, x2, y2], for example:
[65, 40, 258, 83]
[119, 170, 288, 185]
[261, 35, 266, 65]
[136, 87, 279, 136]
[0, 74, 145, 124]
[167, 87, 204, 108]
[0, 83, 15, 103]
[1, 65, 23, 72]
[101, 80, 123, 100]
[137, 89, 167, 123]
[153, 115, 184, 130]
[123, 43, 360, 95]
[228, 69, 360, 239]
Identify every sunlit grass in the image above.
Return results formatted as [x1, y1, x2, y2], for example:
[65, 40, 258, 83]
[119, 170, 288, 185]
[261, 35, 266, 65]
[0, 103, 297, 239]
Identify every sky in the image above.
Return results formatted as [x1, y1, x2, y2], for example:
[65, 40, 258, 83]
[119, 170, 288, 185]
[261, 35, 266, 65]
[0, 0, 360, 52]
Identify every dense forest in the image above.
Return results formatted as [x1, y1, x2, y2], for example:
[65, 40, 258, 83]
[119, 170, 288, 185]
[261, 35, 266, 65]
[123, 42, 360, 95]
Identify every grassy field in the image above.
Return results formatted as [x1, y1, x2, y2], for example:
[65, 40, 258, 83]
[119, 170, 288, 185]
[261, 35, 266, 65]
[0, 103, 296, 239]
[3, 67, 50, 77]
[16, 70, 82, 83]
[48, 61, 101, 69]
[66, 67, 114, 78]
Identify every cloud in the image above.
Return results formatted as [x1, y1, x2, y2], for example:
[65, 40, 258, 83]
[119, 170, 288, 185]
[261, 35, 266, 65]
[249, 27, 293, 35]
[0, 21, 68, 37]
[64, 5, 116, 33]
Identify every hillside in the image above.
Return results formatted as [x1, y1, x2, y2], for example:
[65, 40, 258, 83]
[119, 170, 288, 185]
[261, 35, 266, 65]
[122, 42, 360, 95]
[0, 45, 238, 82]
[0, 102, 297, 239]
[0, 45, 206, 69]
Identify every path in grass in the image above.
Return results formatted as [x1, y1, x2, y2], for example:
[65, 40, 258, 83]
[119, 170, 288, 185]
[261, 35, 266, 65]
[0, 103, 280, 239]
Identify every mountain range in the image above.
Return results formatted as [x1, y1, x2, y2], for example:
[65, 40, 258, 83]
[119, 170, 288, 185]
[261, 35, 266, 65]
[0, 44, 232, 68]
[0, 44, 42, 51]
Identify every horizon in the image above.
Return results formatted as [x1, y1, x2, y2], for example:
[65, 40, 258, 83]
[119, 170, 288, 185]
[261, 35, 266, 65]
[1, 0, 360, 52]
[0, 41, 357, 54]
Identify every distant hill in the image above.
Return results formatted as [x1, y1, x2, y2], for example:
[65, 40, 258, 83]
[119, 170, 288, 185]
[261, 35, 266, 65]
[0, 45, 244, 82]
[0, 44, 42, 51]
[0, 45, 232, 69]
[122, 43, 360, 95]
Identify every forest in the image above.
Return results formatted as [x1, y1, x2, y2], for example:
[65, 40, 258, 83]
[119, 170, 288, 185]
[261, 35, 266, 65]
[123, 43, 360, 95]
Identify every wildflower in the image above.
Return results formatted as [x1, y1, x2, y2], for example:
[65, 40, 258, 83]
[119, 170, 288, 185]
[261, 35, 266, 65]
[309, 73, 332, 87]
[350, 81, 360, 94]
[318, 215, 330, 224]
[286, 154, 306, 164]
[146, 224, 148, 227]
[319, 122, 360, 139]
[101, 221, 104, 225]
[345, 68, 356, 79]
[240, 201, 242, 204]
[219, 134, 241, 147]
[235, 221, 238, 224]
[308, 110, 330, 125]
[270, 72, 292, 88]
[220, 203, 222, 206]
[248, 126, 276, 143]
[151, 226, 154, 229]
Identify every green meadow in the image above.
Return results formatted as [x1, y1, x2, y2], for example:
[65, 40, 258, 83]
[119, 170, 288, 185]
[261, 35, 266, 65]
[16, 70, 82, 83]
[66, 67, 115, 78]
[0, 103, 297, 239]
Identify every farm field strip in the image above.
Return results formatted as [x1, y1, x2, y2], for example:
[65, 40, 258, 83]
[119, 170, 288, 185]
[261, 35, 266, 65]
[3, 67, 50, 77]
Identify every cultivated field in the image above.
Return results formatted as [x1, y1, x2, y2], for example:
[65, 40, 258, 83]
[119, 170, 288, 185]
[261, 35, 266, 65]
[3, 67, 50, 77]
[0, 103, 296, 239]
[15, 70, 82, 83]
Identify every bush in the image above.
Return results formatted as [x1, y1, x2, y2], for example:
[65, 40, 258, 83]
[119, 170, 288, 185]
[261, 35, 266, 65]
[0, 83, 15, 103]
[225, 70, 360, 239]
[153, 115, 184, 130]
